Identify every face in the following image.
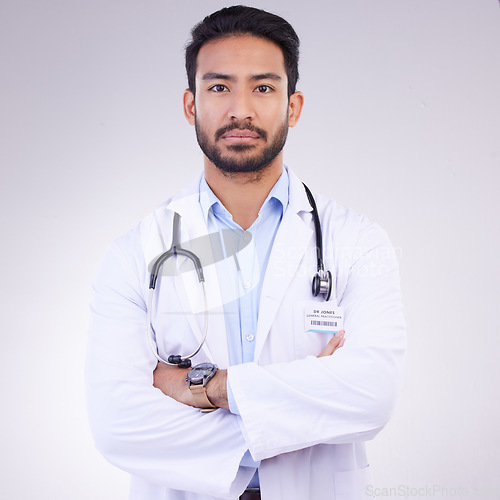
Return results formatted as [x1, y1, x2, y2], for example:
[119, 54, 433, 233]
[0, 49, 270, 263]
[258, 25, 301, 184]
[184, 36, 303, 176]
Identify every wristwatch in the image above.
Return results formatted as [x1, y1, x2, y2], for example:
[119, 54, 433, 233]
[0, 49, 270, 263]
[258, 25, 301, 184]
[186, 362, 218, 412]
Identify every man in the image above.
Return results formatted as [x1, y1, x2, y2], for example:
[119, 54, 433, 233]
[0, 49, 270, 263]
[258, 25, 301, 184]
[86, 6, 406, 500]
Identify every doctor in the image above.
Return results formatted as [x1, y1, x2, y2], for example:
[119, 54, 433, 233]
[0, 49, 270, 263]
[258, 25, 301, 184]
[86, 5, 406, 500]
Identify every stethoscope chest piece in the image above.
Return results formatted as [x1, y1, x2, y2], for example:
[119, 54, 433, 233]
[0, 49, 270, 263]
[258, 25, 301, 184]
[312, 269, 332, 301]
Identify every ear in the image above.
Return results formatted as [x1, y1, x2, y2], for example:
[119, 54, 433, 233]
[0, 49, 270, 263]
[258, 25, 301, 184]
[183, 89, 195, 125]
[288, 91, 304, 127]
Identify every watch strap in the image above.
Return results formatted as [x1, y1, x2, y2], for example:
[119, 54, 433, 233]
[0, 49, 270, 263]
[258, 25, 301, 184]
[189, 383, 218, 412]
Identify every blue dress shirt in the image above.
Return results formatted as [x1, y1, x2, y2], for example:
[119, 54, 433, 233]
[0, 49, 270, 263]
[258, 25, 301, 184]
[198, 168, 289, 487]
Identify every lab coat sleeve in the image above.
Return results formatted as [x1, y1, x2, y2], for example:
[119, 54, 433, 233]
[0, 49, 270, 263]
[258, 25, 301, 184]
[85, 228, 254, 499]
[227, 216, 406, 461]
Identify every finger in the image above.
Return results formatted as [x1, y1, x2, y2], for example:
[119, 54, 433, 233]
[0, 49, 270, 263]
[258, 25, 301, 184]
[317, 331, 345, 357]
[317, 337, 338, 358]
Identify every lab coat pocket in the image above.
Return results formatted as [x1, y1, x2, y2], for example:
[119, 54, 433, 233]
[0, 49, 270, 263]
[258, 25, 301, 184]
[333, 465, 374, 500]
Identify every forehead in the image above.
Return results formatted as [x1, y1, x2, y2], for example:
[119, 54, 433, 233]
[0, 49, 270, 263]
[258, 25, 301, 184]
[196, 35, 286, 79]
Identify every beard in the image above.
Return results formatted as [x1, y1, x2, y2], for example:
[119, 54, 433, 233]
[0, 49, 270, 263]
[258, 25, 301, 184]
[194, 117, 289, 175]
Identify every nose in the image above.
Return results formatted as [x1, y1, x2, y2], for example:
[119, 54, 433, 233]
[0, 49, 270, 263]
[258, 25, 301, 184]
[227, 90, 255, 122]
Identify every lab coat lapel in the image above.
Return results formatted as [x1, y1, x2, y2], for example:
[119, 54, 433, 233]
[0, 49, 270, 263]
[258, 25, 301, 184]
[254, 171, 314, 362]
[163, 178, 229, 367]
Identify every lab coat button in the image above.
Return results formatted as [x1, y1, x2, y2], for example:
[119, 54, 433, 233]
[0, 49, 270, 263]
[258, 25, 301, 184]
[245, 334, 255, 342]
[243, 281, 251, 289]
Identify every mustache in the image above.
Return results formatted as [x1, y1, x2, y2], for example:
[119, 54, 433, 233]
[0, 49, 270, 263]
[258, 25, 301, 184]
[215, 121, 268, 141]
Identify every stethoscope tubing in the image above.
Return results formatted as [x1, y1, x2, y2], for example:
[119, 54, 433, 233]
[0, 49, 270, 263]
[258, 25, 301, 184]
[147, 280, 209, 366]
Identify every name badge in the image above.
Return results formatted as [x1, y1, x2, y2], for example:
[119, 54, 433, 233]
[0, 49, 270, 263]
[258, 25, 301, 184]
[304, 302, 344, 334]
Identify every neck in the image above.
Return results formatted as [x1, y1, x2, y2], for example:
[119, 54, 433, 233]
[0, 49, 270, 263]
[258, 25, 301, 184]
[204, 154, 283, 230]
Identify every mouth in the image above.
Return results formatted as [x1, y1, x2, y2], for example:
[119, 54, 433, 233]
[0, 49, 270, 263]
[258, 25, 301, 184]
[220, 129, 261, 144]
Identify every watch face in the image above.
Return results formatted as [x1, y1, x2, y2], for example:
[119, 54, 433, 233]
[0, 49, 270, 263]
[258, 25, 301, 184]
[188, 363, 217, 385]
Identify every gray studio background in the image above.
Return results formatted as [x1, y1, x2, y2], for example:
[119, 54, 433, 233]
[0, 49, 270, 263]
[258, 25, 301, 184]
[1, 0, 499, 498]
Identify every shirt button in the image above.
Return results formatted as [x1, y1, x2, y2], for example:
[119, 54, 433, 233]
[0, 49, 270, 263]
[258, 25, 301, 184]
[245, 334, 255, 342]
[242, 232, 252, 243]
[243, 281, 251, 289]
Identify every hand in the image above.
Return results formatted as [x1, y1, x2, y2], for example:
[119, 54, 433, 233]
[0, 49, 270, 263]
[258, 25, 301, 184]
[153, 329, 345, 408]
[153, 363, 197, 407]
[317, 330, 345, 358]
[153, 363, 229, 410]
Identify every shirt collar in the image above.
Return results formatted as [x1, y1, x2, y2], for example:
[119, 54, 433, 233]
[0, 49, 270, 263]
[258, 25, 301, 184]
[199, 167, 290, 225]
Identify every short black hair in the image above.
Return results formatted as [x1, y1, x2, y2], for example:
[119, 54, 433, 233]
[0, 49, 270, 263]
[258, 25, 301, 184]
[185, 5, 300, 97]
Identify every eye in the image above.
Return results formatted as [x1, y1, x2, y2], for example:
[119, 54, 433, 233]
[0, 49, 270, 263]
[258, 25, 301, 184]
[255, 85, 273, 94]
[209, 84, 228, 93]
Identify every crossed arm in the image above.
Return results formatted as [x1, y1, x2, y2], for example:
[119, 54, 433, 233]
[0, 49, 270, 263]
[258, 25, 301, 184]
[152, 330, 345, 410]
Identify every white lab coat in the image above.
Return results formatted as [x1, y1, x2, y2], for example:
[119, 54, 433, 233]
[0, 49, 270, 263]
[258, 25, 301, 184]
[86, 168, 406, 500]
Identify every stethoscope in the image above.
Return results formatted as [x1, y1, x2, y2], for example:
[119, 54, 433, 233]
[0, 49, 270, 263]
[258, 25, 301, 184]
[147, 183, 332, 368]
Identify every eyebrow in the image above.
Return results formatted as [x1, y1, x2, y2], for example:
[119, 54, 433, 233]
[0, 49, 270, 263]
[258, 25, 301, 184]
[202, 72, 235, 82]
[250, 73, 282, 82]
[201, 72, 282, 82]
